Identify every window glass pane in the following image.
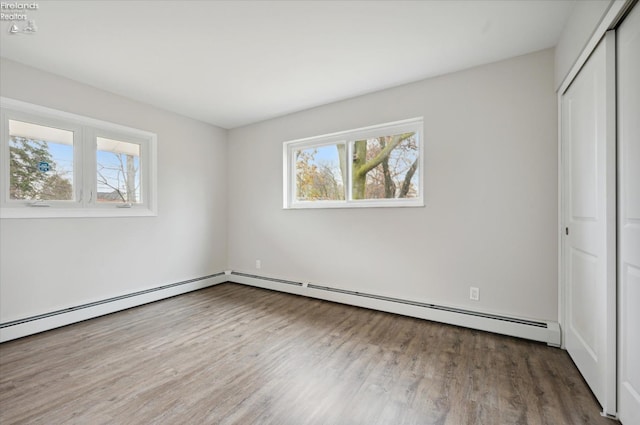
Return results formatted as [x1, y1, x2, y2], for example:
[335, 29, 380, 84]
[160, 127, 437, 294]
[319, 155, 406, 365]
[96, 137, 141, 204]
[351, 132, 419, 200]
[8, 119, 74, 201]
[295, 144, 345, 201]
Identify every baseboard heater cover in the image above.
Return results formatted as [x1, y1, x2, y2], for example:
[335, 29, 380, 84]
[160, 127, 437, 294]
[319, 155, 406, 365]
[0, 272, 226, 342]
[229, 273, 561, 347]
[230, 271, 303, 286]
[307, 284, 547, 328]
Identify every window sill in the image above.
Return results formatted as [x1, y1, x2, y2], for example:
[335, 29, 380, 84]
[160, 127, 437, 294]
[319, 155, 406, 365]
[284, 199, 424, 210]
[0, 207, 157, 219]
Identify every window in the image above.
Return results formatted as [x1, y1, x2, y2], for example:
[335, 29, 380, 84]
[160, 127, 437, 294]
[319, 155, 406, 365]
[295, 143, 345, 202]
[1, 98, 157, 218]
[284, 118, 423, 208]
[8, 119, 76, 202]
[96, 136, 142, 205]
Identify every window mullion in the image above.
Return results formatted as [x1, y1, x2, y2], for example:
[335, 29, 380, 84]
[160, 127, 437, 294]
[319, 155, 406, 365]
[74, 127, 83, 206]
[139, 141, 146, 206]
[345, 140, 353, 203]
[83, 127, 96, 207]
[289, 145, 296, 207]
[0, 111, 8, 205]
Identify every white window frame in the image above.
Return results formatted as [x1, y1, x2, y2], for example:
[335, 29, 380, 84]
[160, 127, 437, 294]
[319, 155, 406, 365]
[283, 117, 424, 209]
[90, 128, 150, 209]
[0, 97, 157, 218]
[2, 109, 84, 209]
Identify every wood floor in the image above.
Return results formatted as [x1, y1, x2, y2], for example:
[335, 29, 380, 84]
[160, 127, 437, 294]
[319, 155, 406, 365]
[0, 283, 615, 425]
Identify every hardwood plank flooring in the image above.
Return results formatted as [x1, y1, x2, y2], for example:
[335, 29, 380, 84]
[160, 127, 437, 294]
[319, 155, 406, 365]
[0, 283, 615, 425]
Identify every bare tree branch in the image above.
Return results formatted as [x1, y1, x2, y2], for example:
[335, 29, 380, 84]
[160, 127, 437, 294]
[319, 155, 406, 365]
[354, 133, 414, 178]
[399, 157, 419, 198]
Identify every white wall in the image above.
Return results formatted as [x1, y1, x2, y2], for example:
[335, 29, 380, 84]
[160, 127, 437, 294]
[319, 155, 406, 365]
[0, 49, 559, 328]
[0, 58, 228, 323]
[555, 0, 615, 90]
[227, 49, 558, 322]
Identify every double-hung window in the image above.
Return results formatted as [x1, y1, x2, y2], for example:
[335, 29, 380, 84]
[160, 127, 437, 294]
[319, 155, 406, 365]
[284, 117, 423, 208]
[0, 98, 157, 218]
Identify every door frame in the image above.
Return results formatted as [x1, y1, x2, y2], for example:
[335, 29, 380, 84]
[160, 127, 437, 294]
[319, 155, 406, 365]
[617, 1, 640, 422]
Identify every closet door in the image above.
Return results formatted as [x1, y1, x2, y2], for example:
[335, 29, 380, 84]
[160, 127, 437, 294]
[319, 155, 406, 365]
[618, 3, 640, 423]
[561, 31, 617, 416]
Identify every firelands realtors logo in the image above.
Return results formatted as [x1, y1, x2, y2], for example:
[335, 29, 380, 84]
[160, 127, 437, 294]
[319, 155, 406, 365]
[1, 2, 39, 34]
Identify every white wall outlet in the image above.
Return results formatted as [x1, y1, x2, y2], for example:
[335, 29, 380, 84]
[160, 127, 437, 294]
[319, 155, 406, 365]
[470, 287, 480, 301]
[255, 260, 261, 269]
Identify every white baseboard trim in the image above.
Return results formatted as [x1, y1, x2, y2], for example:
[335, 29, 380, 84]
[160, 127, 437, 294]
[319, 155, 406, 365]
[1, 271, 562, 347]
[229, 272, 562, 347]
[0, 272, 227, 343]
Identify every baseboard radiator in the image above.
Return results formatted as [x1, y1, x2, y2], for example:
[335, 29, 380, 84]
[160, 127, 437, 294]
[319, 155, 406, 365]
[228, 271, 561, 347]
[0, 272, 227, 343]
[1, 271, 561, 347]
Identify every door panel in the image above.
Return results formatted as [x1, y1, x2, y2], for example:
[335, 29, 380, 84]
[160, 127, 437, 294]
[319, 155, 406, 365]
[562, 32, 616, 416]
[618, 2, 640, 423]
[570, 248, 598, 355]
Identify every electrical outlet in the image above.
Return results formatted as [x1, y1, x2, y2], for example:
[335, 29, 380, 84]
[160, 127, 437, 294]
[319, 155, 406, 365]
[255, 260, 261, 269]
[469, 287, 480, 301]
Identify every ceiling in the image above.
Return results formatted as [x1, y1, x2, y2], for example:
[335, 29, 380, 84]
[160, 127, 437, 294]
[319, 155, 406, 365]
[0, 0, 575, 129]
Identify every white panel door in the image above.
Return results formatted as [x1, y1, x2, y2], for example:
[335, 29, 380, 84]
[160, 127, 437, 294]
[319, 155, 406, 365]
[618, 3, 640, 424]
[561, 32, 617, 416]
